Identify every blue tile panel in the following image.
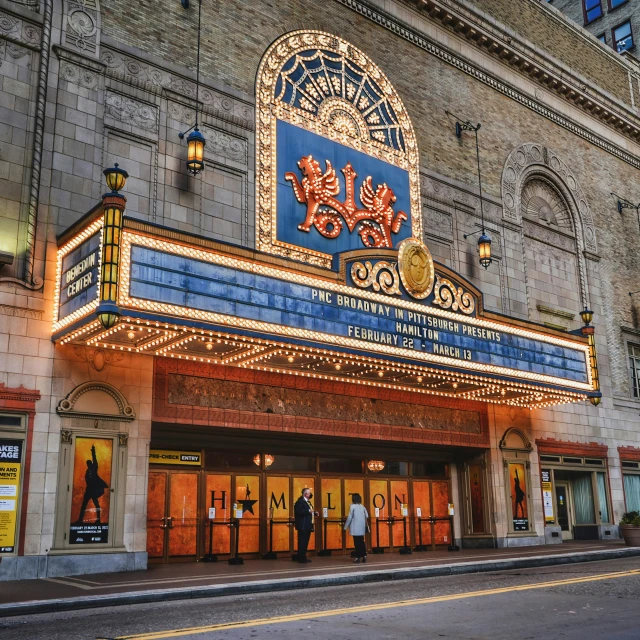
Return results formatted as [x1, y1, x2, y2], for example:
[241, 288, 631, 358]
[129, 246, 590, 385]
[58, 233, 101, 320]
[276, 120, 412, 253]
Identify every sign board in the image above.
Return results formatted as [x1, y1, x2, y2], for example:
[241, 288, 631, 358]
[235, 509, 243, 519]
[401, 504, 408, 517]
[541, 470, 554, 523]
[448, 503, 455, 516]
[416, 507, 422, 518]
[129, 244, 590, 388]
[208, 508, 216, 520]
[322, 507, 328, 518]
[0, 439, 22, 553]
[57, 232, 100, 322]
[149, 450, 201, 466]
[374, 507, 380, 518]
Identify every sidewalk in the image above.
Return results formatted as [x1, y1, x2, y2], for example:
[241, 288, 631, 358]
[1, 541, 638, 617]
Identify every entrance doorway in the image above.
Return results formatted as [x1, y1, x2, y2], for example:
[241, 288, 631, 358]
[554, 482, 573, 541]
[147, 471, 199, 562]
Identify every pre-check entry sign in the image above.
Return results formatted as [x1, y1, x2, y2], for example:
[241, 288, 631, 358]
[0, 439, 22, 554]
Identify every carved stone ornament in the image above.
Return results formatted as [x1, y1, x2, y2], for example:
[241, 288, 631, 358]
[57, 382, 135, 422]
[432, 275, 475, 315]
[351, 260, 401, 295]
[256, 31, 422, 268]
[398, 238, 434, 300]
[118, 433, 128, 446]
[105, 91, 159, 133]
[73, 346, 124, 372]
[501, 143, 597, 254]
[60, 61, 98, 89]
[499, 427, 533, 452]
[60, 430, 72, 444]
[64, 0, 99, 56]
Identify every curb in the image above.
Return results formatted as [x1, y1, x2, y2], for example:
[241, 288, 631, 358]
[1, 547, 639, 618]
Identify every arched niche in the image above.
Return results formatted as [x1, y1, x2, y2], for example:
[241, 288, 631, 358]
[501, 143, 596, 315]
[57, 381, 135, 422]
[499, 426, 533, 453]
[255, 30, 422, 268]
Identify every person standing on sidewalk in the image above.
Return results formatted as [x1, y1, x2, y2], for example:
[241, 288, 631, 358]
[344, 493, 369, 563]
[294, 487, 317, 563]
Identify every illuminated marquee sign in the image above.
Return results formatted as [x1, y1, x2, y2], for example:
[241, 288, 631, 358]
[58, 233, 100, 321]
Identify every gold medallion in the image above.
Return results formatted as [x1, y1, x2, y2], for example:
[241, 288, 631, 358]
[398, 238, 434, 299]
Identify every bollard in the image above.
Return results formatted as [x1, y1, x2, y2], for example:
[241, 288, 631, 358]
[228, 519, 244, 565]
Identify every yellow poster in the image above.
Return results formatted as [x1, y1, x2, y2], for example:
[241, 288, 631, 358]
[0, 439, 22, 553]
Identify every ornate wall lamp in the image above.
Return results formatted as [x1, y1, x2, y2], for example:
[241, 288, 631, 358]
[178, 0, 206, 175]
[97, 164, 128, 329]
[611, 192, 640, 232]
[574, 306, 601, 406]
[449, 113, 493, 270]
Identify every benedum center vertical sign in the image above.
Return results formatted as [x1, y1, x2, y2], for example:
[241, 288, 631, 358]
[0, 439, 22, 553]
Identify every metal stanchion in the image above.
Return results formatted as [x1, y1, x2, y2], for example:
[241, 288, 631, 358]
[399, 516, 412, 554]
[318, 517, 344, 556]
[228, 518, 244, 565]
[372, 516, 385, 554]
[448, 514, 460, 552]
[203, 519, 218, 562]
[414, 517, 428, 552]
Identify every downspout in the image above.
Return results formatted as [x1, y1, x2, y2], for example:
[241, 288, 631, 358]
[1, 0, 52, 289]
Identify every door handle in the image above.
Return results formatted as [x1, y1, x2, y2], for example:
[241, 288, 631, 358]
[166, 516, 174, 529]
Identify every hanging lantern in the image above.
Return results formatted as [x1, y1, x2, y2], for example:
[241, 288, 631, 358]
[253, 454, 275, 468]
[478, 232, 492, 270]
[186, 127, 206, 175]
[367, 460, 385, 472]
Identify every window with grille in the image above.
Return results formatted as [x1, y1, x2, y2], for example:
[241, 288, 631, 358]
[629, 344, 640, 398]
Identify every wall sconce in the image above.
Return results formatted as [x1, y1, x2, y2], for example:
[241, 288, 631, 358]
[253, 454, 274, 468]
[178, 0, 206, 176]
[97, 164, 128, 329]
[611, 192, 640, 232]
[367, 460, 385, 472]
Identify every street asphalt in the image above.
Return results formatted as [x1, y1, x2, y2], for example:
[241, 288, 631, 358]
[1, 556, 640, 639]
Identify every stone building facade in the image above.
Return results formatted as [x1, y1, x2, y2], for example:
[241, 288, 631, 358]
[547, 0, 640, 56]
[0, 0, 639, 579]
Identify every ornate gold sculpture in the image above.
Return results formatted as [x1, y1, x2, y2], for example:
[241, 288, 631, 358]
[351, 261, 401, 295]
[432, 276, 475, 315]
[398, 238, 434, 300]
[286, 155, 407, 248]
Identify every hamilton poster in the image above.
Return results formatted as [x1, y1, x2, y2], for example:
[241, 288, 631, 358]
[509, 463, 529, 531]
[69, 437, 112, 544]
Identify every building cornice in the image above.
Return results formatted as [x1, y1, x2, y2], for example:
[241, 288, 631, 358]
[336, 0, 640, 170]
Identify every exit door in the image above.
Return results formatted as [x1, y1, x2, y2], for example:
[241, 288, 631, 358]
[555, 482, 573, 541]
[147, 471, 199, 562]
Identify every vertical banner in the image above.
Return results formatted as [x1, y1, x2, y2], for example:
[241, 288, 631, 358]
[0, 439, 22, 553]
[541, 470, 555, 524]
[509, 463, 529, 531]
[70, 437, 113, 544]
[206, 474, 232, 554]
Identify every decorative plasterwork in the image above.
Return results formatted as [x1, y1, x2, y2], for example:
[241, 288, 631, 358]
[501, 143, 594, 307]
[100, 46, 254, 130]
[536, 437, 608, 457]
[499, 426, 533, 452]
[0, 9, 40, 49]
[521, 180, 573, 232]
[63, 0, 99, 57]
[57, 381, 135, 422]
[336, 0, 640, 171]
[256, 30, 422, 268]
[105, 90, 159, 134]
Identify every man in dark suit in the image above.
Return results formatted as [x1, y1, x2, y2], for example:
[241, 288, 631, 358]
[294, 488, 317, 564]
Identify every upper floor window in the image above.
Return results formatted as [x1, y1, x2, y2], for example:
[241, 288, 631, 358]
[614, 20, 634, 52]
[609, 0, 628, 9]
[584, 0, 603, 23]
[630, 343, 640, 398]
[597, 33, 607, 44]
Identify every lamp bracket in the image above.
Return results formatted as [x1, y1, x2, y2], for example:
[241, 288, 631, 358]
[178, 123, 198, 140]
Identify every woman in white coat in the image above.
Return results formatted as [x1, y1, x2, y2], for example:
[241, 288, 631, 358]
[344, 493, 369, 563]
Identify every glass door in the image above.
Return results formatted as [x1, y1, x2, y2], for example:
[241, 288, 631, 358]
[555, 482, 573, 540]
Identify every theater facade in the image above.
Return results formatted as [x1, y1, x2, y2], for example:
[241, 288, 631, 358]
[1, 0, 639, 578]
